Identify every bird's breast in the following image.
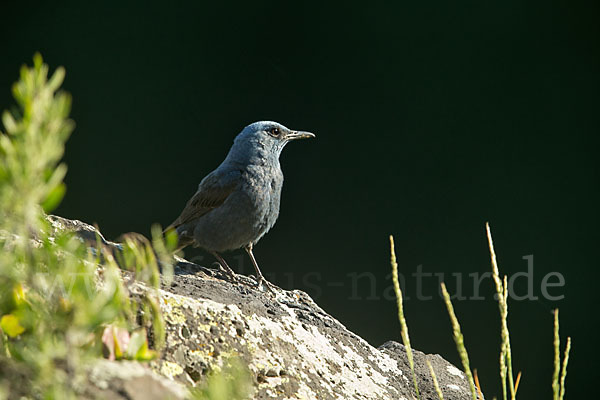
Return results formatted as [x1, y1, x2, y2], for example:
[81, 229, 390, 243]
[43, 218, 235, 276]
[240, 166, 283, 231]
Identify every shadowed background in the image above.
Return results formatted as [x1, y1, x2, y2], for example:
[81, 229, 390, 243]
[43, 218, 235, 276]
[2, 1, 598, 398]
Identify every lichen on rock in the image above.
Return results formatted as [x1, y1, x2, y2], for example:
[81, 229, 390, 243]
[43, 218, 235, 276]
[51, 215, 480, 400]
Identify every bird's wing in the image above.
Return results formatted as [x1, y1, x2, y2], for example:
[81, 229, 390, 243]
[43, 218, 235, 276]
[169, 168, 242, 230]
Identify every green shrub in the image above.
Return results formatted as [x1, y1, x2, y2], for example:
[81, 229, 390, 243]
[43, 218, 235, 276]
[0, 55, 174, 399]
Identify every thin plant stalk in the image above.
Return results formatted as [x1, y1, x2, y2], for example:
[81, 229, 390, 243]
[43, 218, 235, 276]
[552, 309, 560, 400]
[559, 337, 571, 400]
[486, 223, 515, 400]
[440, 282, 478, 400]
[513, 371, 522, 398]
[389, 235, 420, 400]
[426, 359, 444, 400]
[474, 369, 484, 400]
[553, 310, 571, 400]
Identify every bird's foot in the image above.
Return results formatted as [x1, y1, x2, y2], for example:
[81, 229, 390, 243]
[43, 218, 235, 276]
[214, 262, 239, 283]
[254, 275, 276, 293]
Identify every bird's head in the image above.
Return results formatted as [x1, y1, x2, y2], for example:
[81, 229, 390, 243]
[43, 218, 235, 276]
[229, 121, 315, 162]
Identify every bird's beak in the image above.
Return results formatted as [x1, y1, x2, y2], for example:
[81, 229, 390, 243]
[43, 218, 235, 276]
[285, 131, 315, 141]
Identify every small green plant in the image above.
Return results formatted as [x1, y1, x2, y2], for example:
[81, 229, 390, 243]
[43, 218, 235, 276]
[0, 55, 175, 398]
[389, 223, 572, 400]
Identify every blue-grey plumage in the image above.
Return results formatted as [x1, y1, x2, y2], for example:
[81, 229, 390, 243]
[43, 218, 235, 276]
[168, 121, 314, 289]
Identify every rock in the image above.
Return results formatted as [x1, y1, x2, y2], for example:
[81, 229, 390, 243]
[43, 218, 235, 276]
[47, 214, 118, 248]
[50, 215, 480, 399]
[379, 341, 478, 400]
[84, 359, 188, 400]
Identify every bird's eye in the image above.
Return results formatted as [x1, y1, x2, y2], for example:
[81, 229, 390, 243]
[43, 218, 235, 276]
[269, 127, 280, 137]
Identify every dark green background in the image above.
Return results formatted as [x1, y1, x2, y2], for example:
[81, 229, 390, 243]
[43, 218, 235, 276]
[2, 1, 597, 398]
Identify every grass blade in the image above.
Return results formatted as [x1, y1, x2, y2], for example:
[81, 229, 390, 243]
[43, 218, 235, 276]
[486, 223, 515, 400]
[440, 282, 478, 400]
[552, 309, 560, 400]
[389, 235, 420, 400]
[559, 337, 571, 400]
[426, 359, 444, 400]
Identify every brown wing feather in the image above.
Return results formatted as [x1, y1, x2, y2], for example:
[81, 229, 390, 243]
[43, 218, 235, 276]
[168, 170, 240, 230]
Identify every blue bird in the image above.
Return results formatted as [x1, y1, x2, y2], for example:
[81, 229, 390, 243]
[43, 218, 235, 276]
[168, 121, 315, 290]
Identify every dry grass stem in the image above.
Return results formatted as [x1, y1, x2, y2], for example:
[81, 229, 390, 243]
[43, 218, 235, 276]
[474, 369, 484, 400]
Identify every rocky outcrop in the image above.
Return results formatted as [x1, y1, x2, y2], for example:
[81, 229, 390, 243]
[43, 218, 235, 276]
[50, 215, 478, 400]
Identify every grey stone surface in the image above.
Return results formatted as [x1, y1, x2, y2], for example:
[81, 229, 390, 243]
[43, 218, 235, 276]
[50, 215, 480, 400]
[84, 360, 187, 400]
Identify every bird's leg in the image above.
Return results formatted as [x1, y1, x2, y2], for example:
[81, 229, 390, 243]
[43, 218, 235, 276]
[244, 244, 274, 292]
[210, 251, 238, 282]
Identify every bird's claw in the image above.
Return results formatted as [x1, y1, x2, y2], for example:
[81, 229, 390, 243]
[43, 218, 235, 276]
[214, 262, 239, 283]
[254, 275, 276, 293]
